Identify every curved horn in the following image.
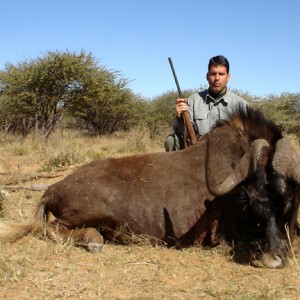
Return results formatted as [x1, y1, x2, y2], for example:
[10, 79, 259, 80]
[272, 137, 300, 184]
[207, 138, 270, 196]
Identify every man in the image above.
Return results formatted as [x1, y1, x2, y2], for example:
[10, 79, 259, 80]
[165, 55, 248, 151]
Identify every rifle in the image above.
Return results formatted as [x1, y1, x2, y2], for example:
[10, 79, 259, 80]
[168, 57, 197, 148]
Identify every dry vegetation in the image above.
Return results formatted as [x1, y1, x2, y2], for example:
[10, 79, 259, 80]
[1, 129, 300, 300]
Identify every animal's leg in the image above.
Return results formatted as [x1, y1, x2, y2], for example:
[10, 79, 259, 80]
[46, 221, 104, 252]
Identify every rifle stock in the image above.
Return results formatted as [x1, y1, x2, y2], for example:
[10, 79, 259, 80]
[168, 57, 197, 147]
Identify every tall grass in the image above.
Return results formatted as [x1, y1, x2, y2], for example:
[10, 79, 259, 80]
[0, 127, 165, 174]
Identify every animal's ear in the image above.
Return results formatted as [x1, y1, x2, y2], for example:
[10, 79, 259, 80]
[272, 138, 300, 184]
[206, 137, 270, 196]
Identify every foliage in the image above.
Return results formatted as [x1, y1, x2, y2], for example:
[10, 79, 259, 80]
[227, 90, 300, 136]
[144, 89, 194, 138]
[251, 92, 300, 135]
[229, 88, 261, 103]
[0, 50, 136, 137]
[0, 94, 20, 133]
[68, 82, 145, 135]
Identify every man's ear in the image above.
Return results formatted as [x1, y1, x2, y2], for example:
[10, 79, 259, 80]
[206, 72, 209, 81]
[227, 73, 231, 82]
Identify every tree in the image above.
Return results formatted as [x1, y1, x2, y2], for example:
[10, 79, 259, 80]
[0, 50, 132, 137]
[68, 76, 145, 135]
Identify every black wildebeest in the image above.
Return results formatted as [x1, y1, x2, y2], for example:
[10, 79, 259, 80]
[0, 107, 300, 269]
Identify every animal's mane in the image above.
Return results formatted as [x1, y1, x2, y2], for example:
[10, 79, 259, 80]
[217, 105, 283, 146]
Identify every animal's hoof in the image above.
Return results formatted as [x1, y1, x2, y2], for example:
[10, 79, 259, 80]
[251, 259, 264, 268]
[251, 253, 284, 269]
[88, 242, 103, 253]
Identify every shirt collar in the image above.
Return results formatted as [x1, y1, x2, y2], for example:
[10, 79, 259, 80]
[205, 88, 228, 104]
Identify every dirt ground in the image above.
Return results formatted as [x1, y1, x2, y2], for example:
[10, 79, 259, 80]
[1, 151, 300, 300]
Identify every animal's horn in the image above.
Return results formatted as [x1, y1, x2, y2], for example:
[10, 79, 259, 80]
[272, 138, 300, 248]
[207, 139, 270, 196]
[272, 138, 300, 183]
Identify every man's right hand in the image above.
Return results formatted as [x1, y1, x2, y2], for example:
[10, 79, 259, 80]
[175, 98, 188, 118]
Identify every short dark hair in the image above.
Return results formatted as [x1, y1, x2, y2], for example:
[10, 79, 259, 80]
[208, 55, 230, 73]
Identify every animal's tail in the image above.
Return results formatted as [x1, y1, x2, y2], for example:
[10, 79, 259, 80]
[0, 199, 47, 243]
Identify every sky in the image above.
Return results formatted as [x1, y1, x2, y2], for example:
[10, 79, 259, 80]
[0, 0, 299, 99]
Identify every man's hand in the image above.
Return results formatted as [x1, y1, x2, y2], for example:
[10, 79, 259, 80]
[175, 98, 188, 118]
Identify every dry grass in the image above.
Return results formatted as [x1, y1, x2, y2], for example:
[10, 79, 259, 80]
[1, 130, 300, 300]
[0, 127, 162, 174]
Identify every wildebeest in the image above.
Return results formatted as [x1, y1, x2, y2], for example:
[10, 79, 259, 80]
[0, 106, 300, 269]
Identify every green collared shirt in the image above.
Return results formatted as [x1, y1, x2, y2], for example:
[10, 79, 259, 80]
[176, 89, 248, 137]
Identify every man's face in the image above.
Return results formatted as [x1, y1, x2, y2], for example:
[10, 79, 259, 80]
[206, 65, 230, 95]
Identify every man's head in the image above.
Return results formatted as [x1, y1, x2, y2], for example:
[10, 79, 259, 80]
[206, 55, 231, 95]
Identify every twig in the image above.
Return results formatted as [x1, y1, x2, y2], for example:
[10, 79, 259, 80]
[285, 224, 300, 274]
[1, 172, 63, 185]
[2, 184, 50, 191]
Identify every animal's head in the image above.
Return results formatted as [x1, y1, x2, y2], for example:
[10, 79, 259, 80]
[205, 107, 300, 199]
[205, 106, 300, 268]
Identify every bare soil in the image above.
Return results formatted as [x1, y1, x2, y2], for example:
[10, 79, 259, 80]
[1, 147, 300, 300]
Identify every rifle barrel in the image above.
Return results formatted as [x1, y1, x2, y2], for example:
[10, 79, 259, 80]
[168, 57, 183, 98]
[168, 57, 197, 146]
